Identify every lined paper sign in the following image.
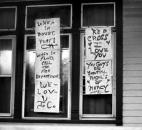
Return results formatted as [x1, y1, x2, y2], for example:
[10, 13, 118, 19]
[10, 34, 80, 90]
[34, 18, 60, 113]
[85, 60, 112, 94]
[85, 27, 112, 60]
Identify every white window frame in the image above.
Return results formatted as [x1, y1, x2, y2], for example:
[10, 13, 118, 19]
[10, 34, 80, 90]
[79, 30, 116, 120]
[0, 6, 17, 31]
[25, 4, 72, 30]
[22, 34, 72, 120]
[0, 35, 16, 117]
[81, 2, 116, 28]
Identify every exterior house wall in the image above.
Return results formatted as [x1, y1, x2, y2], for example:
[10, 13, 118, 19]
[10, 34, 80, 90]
[123, 0, 142, 126]
[0, 0, 142, 127]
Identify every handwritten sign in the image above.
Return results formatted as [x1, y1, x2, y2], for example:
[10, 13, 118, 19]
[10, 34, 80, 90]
[34, 79, 60, 113]
[85, 60, 112, 94]
[34, 18, 60, 113]
[85, 27, 112, 95]
[35, 50, 60, 80]
[35, 18, 60, 50]
[85, 27, 112, 60]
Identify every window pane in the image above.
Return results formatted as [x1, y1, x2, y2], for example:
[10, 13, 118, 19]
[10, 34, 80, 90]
[24, 35, 70, 118]
[26, 5, 71, 29]
[83, 95, 112, 114]
[0, 77, 11, 113]
[0, 7, 16, 30]
[27, 36, 36, 50]
[0, 39, 12, 75]
[82, 3, 114, 27]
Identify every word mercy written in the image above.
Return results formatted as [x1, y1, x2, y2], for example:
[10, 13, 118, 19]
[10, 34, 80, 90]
[85, 27, 113, 95]
[34, 18, 61, 113]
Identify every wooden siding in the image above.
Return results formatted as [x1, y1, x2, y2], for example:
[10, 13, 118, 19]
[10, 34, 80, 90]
[123, 0, 142, 126]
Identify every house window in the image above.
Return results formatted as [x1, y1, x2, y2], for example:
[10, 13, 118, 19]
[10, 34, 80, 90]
[0, 6, 16, 117]
[80, 3, 116, 119]
[22, 4, 72, 119]
[25, 4, 72, 30]
[0, 36, 16, 117]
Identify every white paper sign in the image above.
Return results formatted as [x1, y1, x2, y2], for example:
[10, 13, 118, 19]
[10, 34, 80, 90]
[85, 60, 112, 94]
[35, 18, 60, 50]
[34, 79, 60, 113]
[34, 18, 60, 113]
[85, 27, 112, 60]
[35, 50, 60, 80]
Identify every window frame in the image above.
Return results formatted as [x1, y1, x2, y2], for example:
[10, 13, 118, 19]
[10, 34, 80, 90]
[22, 34, 72, 120]
[78, 1, 123, 125]
[79, 31, 116, 120]
[0, 35, 16, 118]
[0, 6, 17, 31]
[81, 2, 116, 28]
[80, 2, 116, 120]
[25, 4, 72, 30]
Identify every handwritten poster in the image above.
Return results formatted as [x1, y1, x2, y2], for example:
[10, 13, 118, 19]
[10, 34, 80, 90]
[34, 79, 60, 113]
[34, 18, 60, 113]
[85, 27, 112, 60]
[35, 18, 60, 50]
[85, 27, 112, 95]
[35, 50, 60, 80]
[85, 60, 112, 94]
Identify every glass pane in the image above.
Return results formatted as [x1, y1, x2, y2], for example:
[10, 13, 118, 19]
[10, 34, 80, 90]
[82, 3, 114, 27]
[26, 5, 71, 29]
[0, 77, 11, 113]
[24, 35, 70, 118]
[0, 8, 16, 29]
[83, 95, 112, 114]
[0, 39, 12, 75]
[27, 36, 36, 50]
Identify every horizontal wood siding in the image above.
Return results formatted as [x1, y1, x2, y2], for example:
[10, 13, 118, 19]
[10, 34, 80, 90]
[123, 0, 142, 126]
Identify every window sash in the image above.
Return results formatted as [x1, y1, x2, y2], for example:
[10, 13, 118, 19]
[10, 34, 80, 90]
[79, 31, 116, 119]
[0, 35, 16, 117]
[25, 4, 72, 30]
[0, 7, 17, 31]
[22, 34, 72, 120]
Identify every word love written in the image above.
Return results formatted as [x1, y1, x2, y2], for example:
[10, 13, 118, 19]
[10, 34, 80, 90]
[34, 18, 60, 113]
[86, 27, 112, 60]
[34, 80, 60, 112]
